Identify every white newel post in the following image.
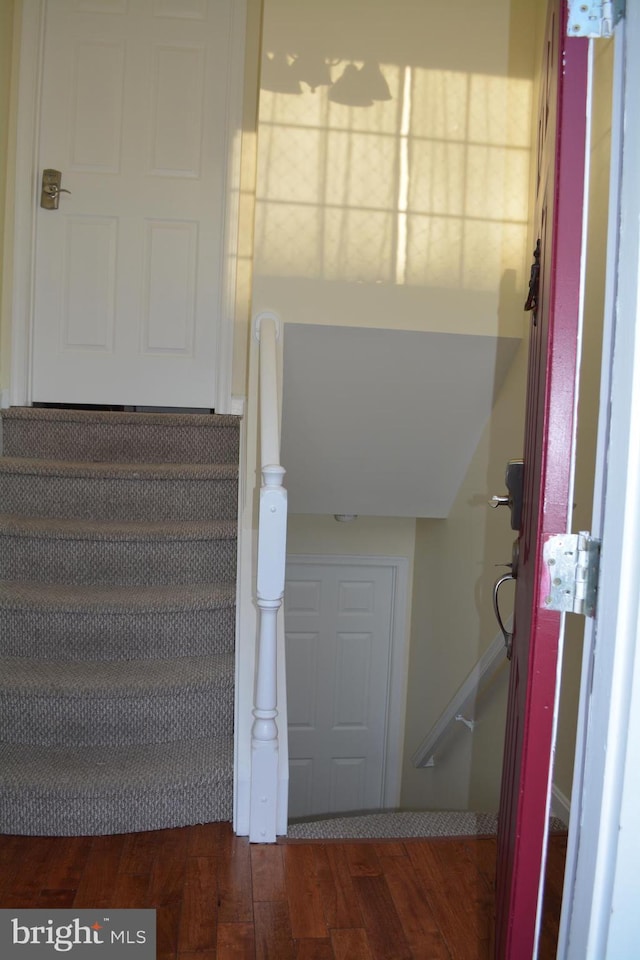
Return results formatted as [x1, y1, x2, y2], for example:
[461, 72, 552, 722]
[250, 313, 287, 843]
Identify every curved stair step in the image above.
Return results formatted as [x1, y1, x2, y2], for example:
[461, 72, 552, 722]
[0, 457, 238, 522]
[0, 515, 237, 585]
[0, 737, 234, 835]
[0, 654, 234, 747]
[0, 581, 236, 659]
[1, 407, 240, 464]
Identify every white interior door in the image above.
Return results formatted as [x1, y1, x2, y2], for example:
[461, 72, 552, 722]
[29, 0, 241, 409]
[285, 559, 396, 819]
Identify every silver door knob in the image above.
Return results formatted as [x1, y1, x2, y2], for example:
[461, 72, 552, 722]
[488, 460, 524, 530]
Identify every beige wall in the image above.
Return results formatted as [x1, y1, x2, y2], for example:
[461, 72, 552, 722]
[401, 341, 527, 810]
[0, 0, 16, 394]
[399, 0, 540, 811]
[0, 0, 14, 264]
[287, 514, 416, 562]
[232, 0, 263, 398]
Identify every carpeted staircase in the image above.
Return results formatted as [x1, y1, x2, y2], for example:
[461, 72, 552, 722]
[0, 406, 240, 836]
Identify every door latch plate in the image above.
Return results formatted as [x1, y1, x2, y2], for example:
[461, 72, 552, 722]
[543, 531, 600, 617]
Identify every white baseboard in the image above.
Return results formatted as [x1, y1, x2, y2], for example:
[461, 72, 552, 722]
[0, 388, 10, 409]
[551, 783, 571, 826]
[234, 776, 250, 836]
[234, 774, 289, 838]
[231, 395, 245, 417]
[277, 775, 289, 836]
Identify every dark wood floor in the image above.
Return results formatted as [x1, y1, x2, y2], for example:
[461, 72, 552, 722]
[0, 823, 566, 959]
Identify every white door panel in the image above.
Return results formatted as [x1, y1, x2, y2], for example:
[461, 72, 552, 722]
[285, 561, 395, 819]
[31, 0, 237, 408]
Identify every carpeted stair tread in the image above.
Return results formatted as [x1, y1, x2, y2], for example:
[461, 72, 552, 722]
[0, 581, 237, 660]
[0, 514, 236, 542]
[0, 737, 233, 790]
[0, 516, 238, 586]
[0, 738, 234, 835]
[0, 459, 238, 521]
[0, 456, 238, 480]
[0, 655, 234, 747]
[1, 406, 239, 429]
[0, 653, 233, 696]
[1, 407, 240, 464]
[0, 579, 236, 613]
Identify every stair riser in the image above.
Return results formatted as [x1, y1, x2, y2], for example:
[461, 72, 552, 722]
[0, 536, 237, 586]
[0, 780, 233, 836]
[0, 737, 234, 835]
[0, 606, 236, 659]
[0, 474, 238, 522]
[0, 688, 234, 747]
[2, 420, 239, 464]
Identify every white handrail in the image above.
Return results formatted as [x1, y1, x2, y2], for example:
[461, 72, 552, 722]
[412, 629, 509, 768]
[250, 312, 287, 842]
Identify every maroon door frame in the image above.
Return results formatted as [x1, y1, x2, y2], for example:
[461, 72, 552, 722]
[494, 2, 589, 957]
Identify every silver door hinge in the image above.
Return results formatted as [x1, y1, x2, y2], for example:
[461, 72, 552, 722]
[543, 532, 601, 617]
[567, 1, 625, 38]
